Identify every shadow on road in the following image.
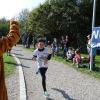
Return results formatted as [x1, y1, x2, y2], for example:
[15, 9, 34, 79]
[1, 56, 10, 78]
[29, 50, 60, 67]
[13, 53, 24, 56]
[21, 64, 30, 68]
[12, 49, 22, 51]
[52, 88, 76, 100]
[18, 56, 32, 61]
[46, 97, 54, 100]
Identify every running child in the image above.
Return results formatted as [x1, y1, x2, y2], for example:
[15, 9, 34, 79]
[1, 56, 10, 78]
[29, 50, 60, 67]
[32, 38, 51, 97]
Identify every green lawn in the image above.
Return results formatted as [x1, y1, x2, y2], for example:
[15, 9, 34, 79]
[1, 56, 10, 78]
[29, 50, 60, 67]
[4, 54, 16, 77]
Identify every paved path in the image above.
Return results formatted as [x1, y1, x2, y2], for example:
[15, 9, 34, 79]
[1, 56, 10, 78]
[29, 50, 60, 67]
[11, 45, 100, 100]
[6, 67, 20, 100]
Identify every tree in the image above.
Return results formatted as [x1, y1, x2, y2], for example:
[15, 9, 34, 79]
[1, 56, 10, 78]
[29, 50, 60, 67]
[18, 9, 29, 35]
[95, 0, 100, 27]
[0, 18, 9, 37]
[21, 0, 93, 48]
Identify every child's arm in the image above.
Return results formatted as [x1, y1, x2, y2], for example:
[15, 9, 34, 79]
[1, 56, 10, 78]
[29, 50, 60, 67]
[32, 50, 37, 61]
[44, 54, 52, 64]
[47, 47, 52, 60]
[32, 55, 37, 61]
[47, 54, 52, 60]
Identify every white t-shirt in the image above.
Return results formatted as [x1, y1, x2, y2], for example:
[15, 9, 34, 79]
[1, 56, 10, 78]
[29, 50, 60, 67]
[33, 48, 49, 68]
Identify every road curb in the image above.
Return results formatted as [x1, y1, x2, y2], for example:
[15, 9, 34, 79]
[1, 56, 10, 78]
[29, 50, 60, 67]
[12, 54, 27, 100]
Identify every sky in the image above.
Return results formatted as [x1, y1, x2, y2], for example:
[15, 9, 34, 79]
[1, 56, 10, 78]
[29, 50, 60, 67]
[0, 0, 46, 19]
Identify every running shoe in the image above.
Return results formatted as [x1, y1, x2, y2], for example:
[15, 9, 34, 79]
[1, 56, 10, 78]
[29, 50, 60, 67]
[43, 91, 49, 97]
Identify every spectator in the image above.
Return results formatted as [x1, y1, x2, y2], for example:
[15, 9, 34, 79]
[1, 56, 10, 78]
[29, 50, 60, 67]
[60, 36, 64, 50]
[52, 38, 59, 56]
[22, 33, 28, 47]
[63, 35, 69, 58]
[66, 47, 75, 60]
[87, 34, 96, 70]
[26, 33, 33, 48]
[73, 49, 82, 68]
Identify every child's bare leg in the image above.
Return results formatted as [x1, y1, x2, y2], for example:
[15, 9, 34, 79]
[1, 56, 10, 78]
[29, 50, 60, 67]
[73, 58, 75, 65]
[76, 59, 79, 68]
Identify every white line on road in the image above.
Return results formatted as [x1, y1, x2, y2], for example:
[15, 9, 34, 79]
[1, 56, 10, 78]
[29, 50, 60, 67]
[12, 54, 26, 100]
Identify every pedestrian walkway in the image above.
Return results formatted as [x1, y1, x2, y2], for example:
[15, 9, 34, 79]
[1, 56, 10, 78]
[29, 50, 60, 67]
[6, 67, 20, 100]
[10, 45, 100, 100]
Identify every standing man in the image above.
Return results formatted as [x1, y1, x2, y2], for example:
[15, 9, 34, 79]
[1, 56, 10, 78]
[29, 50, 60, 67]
[87, 34, 96, 70]
[0, 20, 20, 100]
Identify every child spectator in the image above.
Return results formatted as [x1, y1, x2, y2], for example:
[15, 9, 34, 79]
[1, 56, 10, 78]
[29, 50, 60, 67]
[66, 47, 75, 60]
[32, 38, 51, 97]
[73, 49, 82, 68]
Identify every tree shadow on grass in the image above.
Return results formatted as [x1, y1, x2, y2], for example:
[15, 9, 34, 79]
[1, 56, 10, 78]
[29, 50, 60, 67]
[79, 63, 100, 72]
[52, 88, 76, 100]
[4, 62, 30, 68]
[79, 64, 88, 68]
[95, 61, 100, 66]
[4, 61, 18, 66]
[94, 67, 100, 72]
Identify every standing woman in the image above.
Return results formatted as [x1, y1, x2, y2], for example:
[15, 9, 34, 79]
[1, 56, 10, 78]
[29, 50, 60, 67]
[0, 20, 20, 100]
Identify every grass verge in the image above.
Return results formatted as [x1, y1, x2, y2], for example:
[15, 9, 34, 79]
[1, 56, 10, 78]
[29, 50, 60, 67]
[53, 54, 100, 79]
[4, 54, 16, 77]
